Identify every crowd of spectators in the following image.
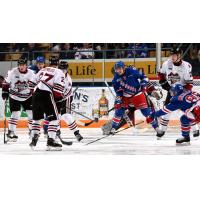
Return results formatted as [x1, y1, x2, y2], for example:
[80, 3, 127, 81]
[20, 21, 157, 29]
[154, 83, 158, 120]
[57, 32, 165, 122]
[0, 43, 175, 61]
[0, 43, 199, 68]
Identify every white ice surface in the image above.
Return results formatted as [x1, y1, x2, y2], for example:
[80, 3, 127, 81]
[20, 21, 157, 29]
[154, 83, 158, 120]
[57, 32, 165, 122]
[0, 127, 200, 155]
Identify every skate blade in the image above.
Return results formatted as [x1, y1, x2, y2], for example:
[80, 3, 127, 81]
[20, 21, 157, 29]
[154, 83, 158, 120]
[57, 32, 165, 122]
[176, 142, 191, 146]
[193, 135, 199, 139]
[157, 137, 163, 140]
[30, 145, 36, 150]
[7, 138, 18, 142]
[46, 146, 62, 151]
[76, 138, 83, 142]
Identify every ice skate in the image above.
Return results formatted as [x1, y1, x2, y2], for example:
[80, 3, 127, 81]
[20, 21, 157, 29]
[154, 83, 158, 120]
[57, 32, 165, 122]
[176, 136, 190, 145]
[29, 134, 40, 149]
[106, 128, 116, 136]
[156, 130, 165, 140]
[6, 130, 18, 142]
[193, 130, 199, 138]
[74, 130, 83, 142]
[47, 138, 62, 151]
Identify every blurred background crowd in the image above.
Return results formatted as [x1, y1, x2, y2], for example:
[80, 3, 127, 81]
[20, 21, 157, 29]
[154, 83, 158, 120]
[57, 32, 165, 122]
[0, 43, 199, 76]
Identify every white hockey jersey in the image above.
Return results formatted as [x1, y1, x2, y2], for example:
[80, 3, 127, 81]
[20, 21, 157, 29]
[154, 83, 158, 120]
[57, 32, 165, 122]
[159, 59, 193, 86]
[35, 67, 65, 96]
[5, 67, 36, 101]
[63, 73, 73, 100]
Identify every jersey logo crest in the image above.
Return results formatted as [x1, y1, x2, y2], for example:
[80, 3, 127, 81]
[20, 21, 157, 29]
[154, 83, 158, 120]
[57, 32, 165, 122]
[14, 81, 28, 92]
[168, 72, 181, 84]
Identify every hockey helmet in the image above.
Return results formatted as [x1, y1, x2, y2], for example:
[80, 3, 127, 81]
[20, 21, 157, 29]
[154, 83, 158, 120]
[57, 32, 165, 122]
[170, 47, 182, 55]
[18, 58, 27, 65]
[49, 56, 59, 66]
[36, 56, 45, 63]
[58, 61, 69, 70]
[114, 61, 125, 70]
[170, 84, 184, 96]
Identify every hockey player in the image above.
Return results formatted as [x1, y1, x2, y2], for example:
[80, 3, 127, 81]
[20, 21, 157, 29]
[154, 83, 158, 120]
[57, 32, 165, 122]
[42, 56, 60, 135]
[147, 84, 200, 145]
[2, 58, 36, 141]
[158, 47, 199, 138]
[28, 56, 49, 137]
[55, 61, 83, 141]
[106, 61, 161, 135]
[101, 78, 163, 135]
[30, 57, 65, 150]
[29, 56, 45, 74]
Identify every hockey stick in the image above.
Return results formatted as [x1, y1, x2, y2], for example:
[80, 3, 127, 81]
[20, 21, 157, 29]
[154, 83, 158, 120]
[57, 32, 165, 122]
[85, 120, 144, 146]
[115, 120, 144, 134]
[62, 104, 100, 124]
[57, 134, 73, 146]
[104, 80, 133, 127]
[3, 99, 7, 144]
[84, 107, 115, 126]
[67, 107, 94, 121]
[104, 80, 115, 97]
[56, 119, 73, 146]
[84, 135, 110, 145]
[62, 85, 113, 127]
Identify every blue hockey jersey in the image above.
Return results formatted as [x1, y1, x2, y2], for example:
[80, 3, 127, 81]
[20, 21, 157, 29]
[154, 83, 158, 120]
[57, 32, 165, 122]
[112, 67, 148, 97]
[154, 90, 200, 117]
[28, 65, 39, 74]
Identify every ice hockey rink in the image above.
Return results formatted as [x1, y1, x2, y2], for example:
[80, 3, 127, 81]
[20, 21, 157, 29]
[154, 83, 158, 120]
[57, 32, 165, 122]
[1, 127, 200, 155]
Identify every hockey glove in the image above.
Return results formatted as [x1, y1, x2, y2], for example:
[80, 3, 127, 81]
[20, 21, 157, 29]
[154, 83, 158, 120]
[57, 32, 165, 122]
[2, 91, 9, 100]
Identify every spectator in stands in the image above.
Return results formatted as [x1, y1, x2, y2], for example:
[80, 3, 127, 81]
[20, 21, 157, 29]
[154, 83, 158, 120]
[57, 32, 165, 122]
[8, 43, 21, 52]
[22, 43, 39, 62]
[74, 43, 94, 59]
[60, 43, 75, 59]
[93, 43, 103, 59]
[51, 43, 61, 52]
[113, 43, 129, 58]
[127, 43, 148, 58]
[192, 49, 200, 77]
